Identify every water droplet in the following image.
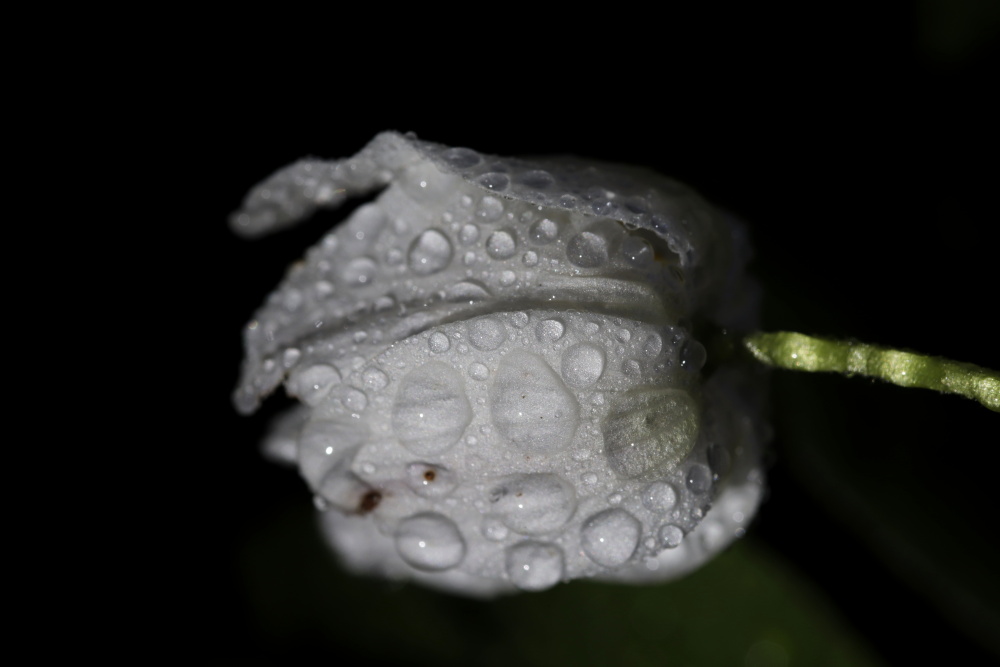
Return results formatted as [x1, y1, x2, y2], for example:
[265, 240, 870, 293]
[362, 367, 389, 390]
[491, 350, 579, 453]
[580, 509, 641, 567]
[441, 147, 481, 169]
[561, 343, 605, 388]
[405, 463, 457, 498]
[408, 229, 453, 275]
[477, 172, 510, 191]
[510, 312, 529, 328]
[642, 481, 678, 512]
[468, 318, 506, 351]
[566, 232, 608, 268]
[505, 541, 564, 591]
[522, 251, 538, 266]
[458, 224, 479, 246]
[282, 347, 301, 368]
[445, 280, 491, 303]
[643, 334, 663, 357]
[483, 517, 509, 541]
[686, 463, 712, 494]
[516, 170, 554, 190]
[535, 318, 565, 343]
[341, 387, 368, 412]
[282, 288, 303, 311]
[463, 251, 477, 266]
[489, 473, 576, 535]
[621, 236, 653, 266]
[679, 339, 707, 372]
[314, 280, 334, 298]
[393, 362, 472, 455]
[622, 359, 641, 376]
[529, 218, 560, 244]
[288, 364, 341, 406]
[428, 332, 450, 353]
[395, 513, 466, 571]
[476, 195, 505, 221]
[603, 389, 699, 478]
[659, 524, 684, 549]
[499, 270, 517, 286]
[581, 472, 598, 485]
[615, 328, 632, 343]
[341, 257, 378, 286]
[486, 230, 517, 259]
[468, 362, 490, 381]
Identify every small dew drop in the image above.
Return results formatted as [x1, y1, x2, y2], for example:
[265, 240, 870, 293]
[341, 257, 378, 286]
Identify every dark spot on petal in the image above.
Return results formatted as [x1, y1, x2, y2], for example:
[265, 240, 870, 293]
[359, 490, 382, 513]
[424, 469, 436, 482]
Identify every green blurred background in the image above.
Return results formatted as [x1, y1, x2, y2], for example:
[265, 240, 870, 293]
[180, 5, 1000, 665]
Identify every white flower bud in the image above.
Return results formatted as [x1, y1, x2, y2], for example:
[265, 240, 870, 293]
[234, 132, 767, 596]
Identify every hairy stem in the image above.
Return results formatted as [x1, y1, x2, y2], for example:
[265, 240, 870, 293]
[743, 332, 1000, 412]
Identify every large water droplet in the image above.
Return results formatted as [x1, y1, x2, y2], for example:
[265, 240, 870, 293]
[395, 512, 466, 571]
[298, 422, 365, 488]
[458, 224, 479, 246]
[561, 343, 605, 388]
[341, 257, 378, 286]
[686, 463, 712, 494]
[476, 195, 505, 221]
[428, 331, 450, 353]
[580, 508, 641, 567]
[468, 318, 506, 350]
[340, 386, 368, 412]
[287, 364, 341, 406]
[642, 481, 678, 513]
[603, 389, 699, 478]
[659, 524, 684, 549]
[679, 339, 707, 371]
[486, 230, 517, 259]
[477, 172, 510, 191]
[393, 362, 472, 455]
[489, 473, 576, 534]
[441, 147, 481, 169]
[361, 367, 389, 391]
[566, 232, 608, 268]
[505, 541, 564, 591]
[536, 318, 565, 342]
[408, 229, 453, 275]
[468, 362, 490, 381]
[491, 350, 579, 453]
[529, 218, 560, 244]
[516, 169, 555, 190]
[445, 280, 491, 303]
[405, 462, 457, 498]
[317, 459, 375, 513]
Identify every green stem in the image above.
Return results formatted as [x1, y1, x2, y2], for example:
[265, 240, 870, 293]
[742, 331, 1000, 413]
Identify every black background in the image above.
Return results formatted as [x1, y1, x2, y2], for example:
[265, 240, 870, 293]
[143, 6, 1000, 665]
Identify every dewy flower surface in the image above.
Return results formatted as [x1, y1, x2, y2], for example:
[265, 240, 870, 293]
[232, 132, 768, 596]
